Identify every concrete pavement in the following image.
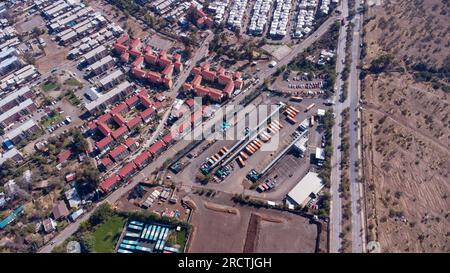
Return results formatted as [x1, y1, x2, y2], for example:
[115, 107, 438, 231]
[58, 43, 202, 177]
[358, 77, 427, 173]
[347, 0, 366, 253]
[329, 0, 349, 253]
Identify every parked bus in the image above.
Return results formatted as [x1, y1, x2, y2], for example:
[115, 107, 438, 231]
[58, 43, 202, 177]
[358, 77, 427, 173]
[290, 96, 303, 102]
[254, 139, 263, 146]
[286, 115, 297, 124]
[211, 154, 219, 162]
[310, 115, 315, 127]
[268, 124, 278, 132]
[240, 151, 248, 160]
[219, 147, 228, 155]
[222, 146, 229, 153]
[305, 103, 315, 112]
[270, 122, 281, 131]
[252, 140, 261, 148]
[236, 156, 246, 168]
[259, 133, 269, 142]
[261, 131, 271, 141]
[272, 120, 283, 128]
[248, 143, 259, 151]
[288, 106, 300, 113]
[285, 108, 296, 117]
[245, 146, 254, 155]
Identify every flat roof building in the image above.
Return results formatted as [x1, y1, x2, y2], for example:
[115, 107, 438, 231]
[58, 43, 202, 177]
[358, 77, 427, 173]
[286, 172, 324, 206]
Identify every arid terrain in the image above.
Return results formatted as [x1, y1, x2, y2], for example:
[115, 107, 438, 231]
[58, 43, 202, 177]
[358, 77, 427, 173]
[361, 0, 450, 252]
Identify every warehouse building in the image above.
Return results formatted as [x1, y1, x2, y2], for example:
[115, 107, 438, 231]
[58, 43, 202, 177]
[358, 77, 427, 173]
[286, 172, 324, 206]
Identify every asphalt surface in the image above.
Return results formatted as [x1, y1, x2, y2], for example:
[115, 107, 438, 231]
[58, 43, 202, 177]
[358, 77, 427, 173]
[347, 0, 366, 253]
[38, 15, 337, 253]
[329, 0, 349, 253]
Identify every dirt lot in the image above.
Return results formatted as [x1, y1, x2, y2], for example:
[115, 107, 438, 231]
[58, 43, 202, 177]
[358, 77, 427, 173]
[85, 0, 150, 38]
[187, 195, 320, 253]
[362, 0, 450, 253]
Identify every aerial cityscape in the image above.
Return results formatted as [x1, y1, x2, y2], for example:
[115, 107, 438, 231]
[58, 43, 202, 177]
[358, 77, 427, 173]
[0, 0, 448, 257]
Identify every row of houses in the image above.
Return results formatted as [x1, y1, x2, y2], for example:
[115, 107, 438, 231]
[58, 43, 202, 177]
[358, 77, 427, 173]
[99, 99, 212, 193]
[248, 0, 273, 36]
[84, 81, 134, 114]
[0, 64, 39, 93]
[99, 135, 173, 193]
[207, 0, 229, 25]
[0, 98, 37, 129]
[293, 0, 318, 38]
[269, 0, 292, 38]
[227, 0, 248, 29]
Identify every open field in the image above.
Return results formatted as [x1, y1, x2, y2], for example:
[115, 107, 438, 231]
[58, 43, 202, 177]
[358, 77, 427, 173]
[187, 196, 319, 253]
[92, 215, 126, 253]
[362, 0, 450, 252]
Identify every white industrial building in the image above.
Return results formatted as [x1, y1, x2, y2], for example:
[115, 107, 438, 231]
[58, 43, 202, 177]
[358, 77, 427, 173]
[286, 172, 324, 206]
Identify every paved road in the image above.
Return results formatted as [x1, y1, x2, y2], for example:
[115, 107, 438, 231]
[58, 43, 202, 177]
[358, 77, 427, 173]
[38, 16, 337, 253]
[347, 0, 366, 253]
[329, 0, 349, 253]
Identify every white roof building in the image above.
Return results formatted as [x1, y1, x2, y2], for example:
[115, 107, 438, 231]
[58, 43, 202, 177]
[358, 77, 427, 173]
[286, 172, 324, 206]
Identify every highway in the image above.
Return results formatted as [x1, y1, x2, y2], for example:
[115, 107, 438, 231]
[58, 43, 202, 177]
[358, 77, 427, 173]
[329, 0, 349, 253]
[38, 15, 337, 253]
[347, 0, 366, 253]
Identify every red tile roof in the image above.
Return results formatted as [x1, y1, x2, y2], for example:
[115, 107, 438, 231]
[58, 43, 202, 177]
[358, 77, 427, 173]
[125, 95, 139, 108]
[97, 113, 111, 123]
[96, 136, 114, 150]
[112, 114, 126, 127]
[124, 138, 137, 148]
[118, 162, 136, 178]
[116, 35, 129, 45]
[109, 144, 127, 159]
[140, 107, 155, 120]
[147, 140, 166, 155]
[126, 115, 142, 130]
[111, 126, 128, 140]
[97, 122, 111, 136]
[110, 102, 128, 115]
[99, 174, 120, 193]
[100, 156, 113, 167]
[133, 151, 150, 167]
[58, 150, 72, 163]
[162, 133, 174, 145]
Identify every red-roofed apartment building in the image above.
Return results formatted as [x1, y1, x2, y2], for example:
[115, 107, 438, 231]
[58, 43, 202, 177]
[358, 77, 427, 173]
[147, 140, 166, 157]
[115, 35, 183, 89]
[183, 65, 243, 103]
[108, 144, 129, 162]
[133, 151, 151, 170]
[99, 174, 120, 193]
[118, 162, 137, 180]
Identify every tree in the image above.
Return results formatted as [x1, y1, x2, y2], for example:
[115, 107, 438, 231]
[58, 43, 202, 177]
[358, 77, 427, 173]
[89, 203, 114, 227]
[80, 233, 95, 253]
[70, 129, 88, 153]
